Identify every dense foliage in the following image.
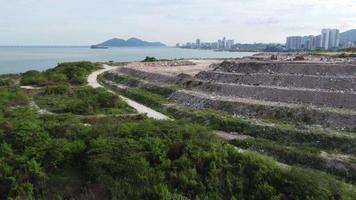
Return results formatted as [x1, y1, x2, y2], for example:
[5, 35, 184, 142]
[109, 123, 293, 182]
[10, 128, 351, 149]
[231, 138, 356, 183]
[142, 56, 158, 62]
[0, 78, 14, 87]
[21, 61, 100, 86]
[35, 85, 134, 115]
[1, 90, 355, 199]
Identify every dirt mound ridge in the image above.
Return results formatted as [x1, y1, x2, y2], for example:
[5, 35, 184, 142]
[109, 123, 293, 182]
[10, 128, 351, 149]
[213, 61, 356, 76]
[196, 71, 356, 91]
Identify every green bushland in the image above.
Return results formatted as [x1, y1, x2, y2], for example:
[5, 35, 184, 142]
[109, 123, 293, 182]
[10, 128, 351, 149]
[231, 138, 356, 183]
[21, 61, 100, 86]
[80, 113, 147, 125]
[35, 85, 135, 115]
[0, 86, 28, 110]
[0, 78, 14, 86]
[1, 99, 355, 199]
[84, 120, 356, 200]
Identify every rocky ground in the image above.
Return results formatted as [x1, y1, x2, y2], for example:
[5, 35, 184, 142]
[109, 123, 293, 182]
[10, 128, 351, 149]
[125, 59, 221, 76]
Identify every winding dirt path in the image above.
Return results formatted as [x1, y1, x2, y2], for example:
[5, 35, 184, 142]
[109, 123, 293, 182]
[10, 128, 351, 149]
[88, 65, 170, 120]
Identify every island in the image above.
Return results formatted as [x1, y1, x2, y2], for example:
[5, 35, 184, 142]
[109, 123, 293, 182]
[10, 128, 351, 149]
[92, 37, 166, 48]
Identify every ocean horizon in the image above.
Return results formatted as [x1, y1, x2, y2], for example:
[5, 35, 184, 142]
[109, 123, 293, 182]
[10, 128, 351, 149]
[0, 46, 256, 74]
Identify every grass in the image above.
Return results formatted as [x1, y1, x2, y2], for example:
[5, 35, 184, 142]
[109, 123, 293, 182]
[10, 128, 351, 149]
[230, 137, 356, 183]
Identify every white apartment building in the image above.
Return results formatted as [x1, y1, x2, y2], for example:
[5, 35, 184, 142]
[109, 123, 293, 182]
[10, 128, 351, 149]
[321, 29, 339, 50]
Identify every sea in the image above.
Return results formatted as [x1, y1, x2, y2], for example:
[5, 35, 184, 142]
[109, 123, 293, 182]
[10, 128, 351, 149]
[0, 46, 256, 74]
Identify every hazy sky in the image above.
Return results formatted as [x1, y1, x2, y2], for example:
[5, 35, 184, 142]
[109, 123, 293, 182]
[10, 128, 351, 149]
[0, 0, 355, 45]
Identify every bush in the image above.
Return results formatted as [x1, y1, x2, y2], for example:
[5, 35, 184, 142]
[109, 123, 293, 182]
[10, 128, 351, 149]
[21, 61, 100, 86]
[35, 86, 134, 115]
[231, 138, 356, 182]
[0, 79, 14, 86]
[142, 56, 158, 62]
[0, 87, 28, 109]
[44, 84, 71, 95]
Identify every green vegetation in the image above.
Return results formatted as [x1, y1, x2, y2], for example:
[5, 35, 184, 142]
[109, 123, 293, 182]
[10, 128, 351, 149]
[142, 56, 158, 62]
[165, 105, 356, 154]
[35, 85, 134, 115]
[339, 47, 356, 52]
[336, 53, 356, 58]
[21, 61, 100, 86]
[103, 73, 178, 97]
[0, 86, 29, 110]
[309, 51, 356, 58]
[1, 88, 355, 199]
[0, 78, 14, 87]
[231, 138, 356, 183]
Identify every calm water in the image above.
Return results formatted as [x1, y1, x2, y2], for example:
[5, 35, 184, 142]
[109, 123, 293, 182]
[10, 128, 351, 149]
[0, 46, 255, 74]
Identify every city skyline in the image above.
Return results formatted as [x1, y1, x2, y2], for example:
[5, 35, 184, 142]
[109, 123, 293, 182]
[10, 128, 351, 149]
[1, 0, 356, 45]
[286, 28, 346, 50]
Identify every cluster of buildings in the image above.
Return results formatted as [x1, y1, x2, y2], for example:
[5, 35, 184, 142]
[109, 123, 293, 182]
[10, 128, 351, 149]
[286, 29, 339, 50]
[177, 37, 236, 50]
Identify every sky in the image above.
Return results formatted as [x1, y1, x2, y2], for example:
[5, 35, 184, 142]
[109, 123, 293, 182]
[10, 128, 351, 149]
[0, 0, 355, 46]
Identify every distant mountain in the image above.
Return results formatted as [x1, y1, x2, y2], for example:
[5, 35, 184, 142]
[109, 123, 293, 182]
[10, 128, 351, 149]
[340, 29, 356, 43]
[96, 37, 166, 47]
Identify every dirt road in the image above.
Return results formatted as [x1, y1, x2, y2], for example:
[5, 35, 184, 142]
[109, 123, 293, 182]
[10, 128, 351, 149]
[88, 65, 170, 120]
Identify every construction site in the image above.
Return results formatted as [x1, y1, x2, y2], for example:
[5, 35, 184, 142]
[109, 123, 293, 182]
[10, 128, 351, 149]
[101, 55, 356, 183]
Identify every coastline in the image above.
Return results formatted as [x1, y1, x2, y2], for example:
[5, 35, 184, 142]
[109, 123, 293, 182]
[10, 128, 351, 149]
[0, 47, 256, 74]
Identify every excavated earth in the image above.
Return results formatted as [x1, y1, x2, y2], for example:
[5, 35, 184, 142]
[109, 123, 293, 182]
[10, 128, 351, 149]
[114, 60, 356, 129]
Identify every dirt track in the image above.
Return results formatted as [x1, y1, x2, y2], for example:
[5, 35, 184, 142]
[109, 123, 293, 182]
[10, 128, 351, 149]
[88, 65, 170, 120]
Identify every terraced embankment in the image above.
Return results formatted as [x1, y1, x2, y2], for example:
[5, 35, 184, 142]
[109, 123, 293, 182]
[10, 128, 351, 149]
[102, 60, 356, 183]
[195, 71, 356, 92]
[115, 65, 356, 129]
[212, 61, 356, 76]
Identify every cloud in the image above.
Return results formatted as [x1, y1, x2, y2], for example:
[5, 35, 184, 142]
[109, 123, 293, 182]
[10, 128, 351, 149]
[0, 0, 355, 45]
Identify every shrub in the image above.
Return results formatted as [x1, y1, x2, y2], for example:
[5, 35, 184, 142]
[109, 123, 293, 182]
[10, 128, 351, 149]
[142, 56, 158, 62]
[0, 79, 14, 86]
[44, 84, 71, 95]
[21, 61, 100, 86]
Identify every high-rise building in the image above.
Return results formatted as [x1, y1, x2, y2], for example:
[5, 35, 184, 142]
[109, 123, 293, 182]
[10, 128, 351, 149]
[321, 29, 339, 50]
[196, 39, 201, 48]
[286, 36, 302, 50]
[301, 36, 308, 49]
[314, 35, 322, 49]
[321, 29, 330, 49]
[285, 28, 340, 51]
[217, 40, 222, 49]
[226, 40, 234, 49]
[222, 37, 226, 49]
[329, 29, 340, 49]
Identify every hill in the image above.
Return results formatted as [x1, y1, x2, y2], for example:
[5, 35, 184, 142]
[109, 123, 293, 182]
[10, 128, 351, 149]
[96, 37, 166, 47]
[340, 29, 356, 43]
